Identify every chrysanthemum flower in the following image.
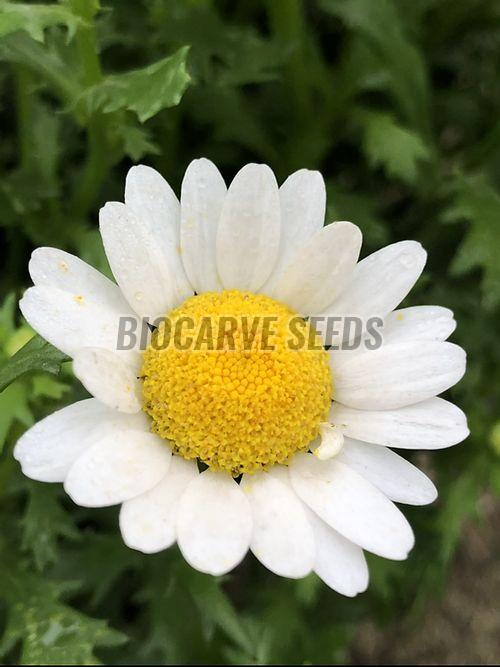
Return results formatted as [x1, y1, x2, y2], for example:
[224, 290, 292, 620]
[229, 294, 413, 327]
[15, 160, 468, 596]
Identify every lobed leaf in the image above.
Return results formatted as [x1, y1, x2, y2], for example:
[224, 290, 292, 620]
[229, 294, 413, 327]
[0, 562, 126, 664]
[77, 46, 191, 123]
[359, 110, 431, 184]
[0, 1, 83, 43]
[445, 174, 500, 309]
[0, 334, 69, 394]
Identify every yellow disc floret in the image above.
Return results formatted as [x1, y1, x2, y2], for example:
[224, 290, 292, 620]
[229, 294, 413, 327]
[141, 290, 332, 475]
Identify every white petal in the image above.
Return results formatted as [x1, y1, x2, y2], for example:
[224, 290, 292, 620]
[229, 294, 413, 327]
[125, 165, 193, 306]
[73, 348, 142, 413]
[336, 438, 437, 505]
[321, 241, 427, 344]
[265, 463, 292, 486]
[180, 158, 227, 293]
[308, 511, 369, 597]
[29, 247, 130, 312]
[100, 202, 184, 321]
[332, 341, 466, 410]
[290, 453, 414, 560]
[313, 423, 344, 460]
[268, 465, 369, 595]
[177, 471, 252, 575]
[216, 163, 280, 291]
[14, 399, 112, 482]
[120, 457, 198, 554]
[267, 465, 368, 595]
[262, 169, 325, 293]
[65, 430, 171, 507]
[19, 285, 139, 359]
[270, 222, 362, 314]
[241, 472, 315, 578]
[330, 397, 469, 450]
[382, 306, 456, 344]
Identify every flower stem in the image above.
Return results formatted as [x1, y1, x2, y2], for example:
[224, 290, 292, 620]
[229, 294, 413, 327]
[70, 0, 115, 218]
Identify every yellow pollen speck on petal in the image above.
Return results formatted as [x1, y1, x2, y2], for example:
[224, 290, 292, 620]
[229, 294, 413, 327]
[396, 312, 404, 321]
[58, 261, 69, 272]
[73, 295, 85, 305]
[141, 290, 333, 476]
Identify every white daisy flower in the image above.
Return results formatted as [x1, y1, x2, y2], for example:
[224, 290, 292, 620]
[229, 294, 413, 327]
[14, 160, 468, 597]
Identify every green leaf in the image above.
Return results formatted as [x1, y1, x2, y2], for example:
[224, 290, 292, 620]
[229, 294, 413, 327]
[294, 573, 322, 607]
[359, 110, 431, 184]
[21, 484, 79, 571]
[0, 334, 69, 394]
[321, 0, 431, 135]
[0, 562, 126, 664]
[0, 32, 81, 104]
[55, 534, 141, 608]
[32, 374, 70, 400]
[0, 1, 83, 43]
[115, 122, 160, 161]
[5, 324, 33, 357]
[64, 0, 100, 22]
[78, 46, 191, 122]
[184, 570, 255, 660]
[0, 292, 16, 344]
[435, 466, 482, 564]
[490, 422, 500, 456]
[217, 33, 289, 86]
[445, 174, 500, 309]
[0, 381, 33, 451]
[138, 557, 206, 663]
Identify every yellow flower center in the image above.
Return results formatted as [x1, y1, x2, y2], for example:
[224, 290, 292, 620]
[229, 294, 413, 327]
[141, 290, 332, 475]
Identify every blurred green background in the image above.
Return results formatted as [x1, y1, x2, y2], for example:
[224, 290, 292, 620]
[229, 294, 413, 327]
[0, 0, 499, 664]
